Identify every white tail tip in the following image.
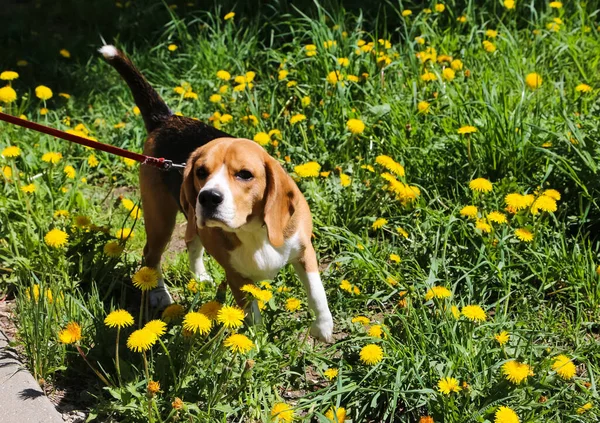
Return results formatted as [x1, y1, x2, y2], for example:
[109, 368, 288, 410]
[99, 45, 118, 59]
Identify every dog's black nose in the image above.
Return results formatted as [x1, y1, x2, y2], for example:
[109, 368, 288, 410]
[198, 189, 223, 208]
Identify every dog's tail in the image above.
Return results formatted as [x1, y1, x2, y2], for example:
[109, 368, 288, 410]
[99, 45, 172, 133]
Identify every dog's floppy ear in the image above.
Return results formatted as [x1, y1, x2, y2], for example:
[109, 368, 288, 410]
[264, 155, 296, 247]
[180, 153, 200, 243]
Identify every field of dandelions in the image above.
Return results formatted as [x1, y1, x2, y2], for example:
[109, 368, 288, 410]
[1, 1, 600, 422]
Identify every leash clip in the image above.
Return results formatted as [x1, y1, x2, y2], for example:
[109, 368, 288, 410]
[142, 156, 186, 172]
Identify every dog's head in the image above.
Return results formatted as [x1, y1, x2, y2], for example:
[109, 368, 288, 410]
[181, 138, 297, 247]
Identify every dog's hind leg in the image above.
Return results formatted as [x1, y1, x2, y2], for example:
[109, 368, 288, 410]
[140, 166, 178, 308]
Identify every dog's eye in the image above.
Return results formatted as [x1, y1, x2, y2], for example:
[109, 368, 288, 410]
[235, 170, 254, 181]
[196, 166, 209, 180]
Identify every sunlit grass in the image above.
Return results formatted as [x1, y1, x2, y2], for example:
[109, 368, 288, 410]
[1, 1, 599, 422]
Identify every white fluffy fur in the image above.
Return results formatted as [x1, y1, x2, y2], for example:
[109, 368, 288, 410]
[99, 45, 118, 59]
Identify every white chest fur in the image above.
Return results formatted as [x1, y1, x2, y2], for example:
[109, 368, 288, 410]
[229, 227, 300, 281]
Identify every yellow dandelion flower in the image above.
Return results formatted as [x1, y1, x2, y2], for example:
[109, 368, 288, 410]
[396, 227, 409, 238]
[323, 368, 339, 380]
[104, 309, 134, 328]
[216, 70, 231, 80]
[54, 209, 69, 218]
[543, 189, 561, 201]
[421, 71, 437, 82]
[457, 125, 477, 134]
[21, 183, 36, 194]
[285, 298, 301, 312]
[482, 40, 497, 53]
[375, 155, 405, 176]
[132, 266, 159, 291]
[494, 331, 510, 346]
[224, 333, 254, 354]
[59, 49, 71, 58]
[514, 228, 533, 242]
[469, 178, 493, 193]
[224, 12, 235, 20]
[147, 380, 160, 395]
[127, 328, 158, 352]
[575, 83, 592, 93]
[161, 304, 186, 323]
[63, 165, 76, 179]
[435, 3, 445, 12]
[346, 118, 365, 135]
[438, 377, 461, 394]
[115, 228, 134, 240]
[495, 406, 520, 423]
[183, 312, 212, 335]
[504, 0, 515, 9]
[2, 146, 20, 157]
[35, 85, 53, 100]
[326, 70, 343, 84]
[462, 305, 486, 322]
[488, 211, 507, 224]
[502, 360, 532, 384]
[0, 86, 17, 103]
[451, 59, 463, 71]
[73, 215, 91, 228]
[42, 152, 63, 164]
[402, 10, 412, 17]
[167, 44, 178, 52]
[390, 253, 401, 263]
[549, 1, 562, 8]
[360, 344, 383, 365]
[442, 68, 455, 81]
[325, 407, 346, 422]
[417, 101, 430, 114]
[372, 218, 387, 230]
[2, 165, 12, 179]
[451, 305, 460, 319]
[576, 403, 593, 414]
[253, 132, 270, 146]
[87, 155, 99, 167]
[425, 286, 451, 301]
[0, 71, 19, 80]
[290, 114, 306, 125]
[460, 205, 478, 218]
[45, 228, 68, 248]
[271, 402, 294, 422]
[294, 161, 320, 178]
[103, 241, 124, 257]
[58, 322, 82, 344]
[217, 305, 245, 329]
[525, 73, 542, 90]
[368, 324, 385, 338]
[209, 94, 221, 103]
[552, 355, 576, 380]
[486, 29, 498, 38]
[144, 319, 167, 337]
[476, 219, 492, 233]
[352, 316, 370, 325]
[531, 195, 557, 214]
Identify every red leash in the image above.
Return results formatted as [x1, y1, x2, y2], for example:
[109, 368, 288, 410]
[0, 112, 185, 171]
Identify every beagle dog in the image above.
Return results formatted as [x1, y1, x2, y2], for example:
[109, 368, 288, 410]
[100, 45, 333, 342]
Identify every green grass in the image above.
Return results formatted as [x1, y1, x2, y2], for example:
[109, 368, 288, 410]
[1, 0, 600, 422]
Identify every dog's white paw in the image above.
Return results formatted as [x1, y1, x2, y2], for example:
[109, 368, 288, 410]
[310, 315, 334, 343]
[195, 271, 214, 285]
[149, 285, 173, 309]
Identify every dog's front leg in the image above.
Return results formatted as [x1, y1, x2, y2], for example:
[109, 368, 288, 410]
[293, 245, 333, 343]
[187, 235, 214, 284]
